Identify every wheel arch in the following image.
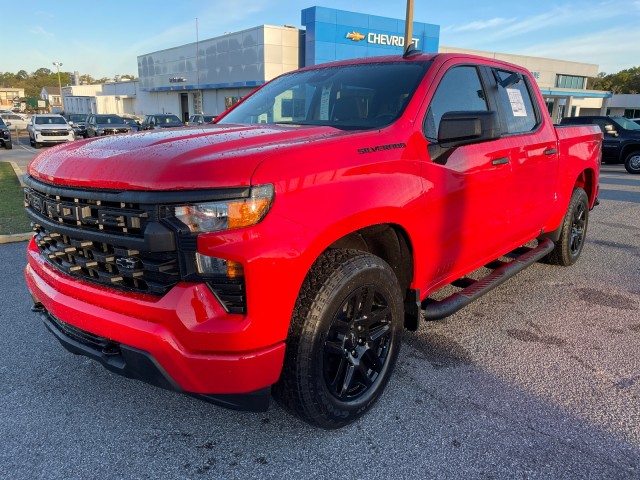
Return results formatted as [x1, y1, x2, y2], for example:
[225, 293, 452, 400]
[574, 167, 598, 209]
[327, 223, 414, 296]
[620, 143, 640, 162]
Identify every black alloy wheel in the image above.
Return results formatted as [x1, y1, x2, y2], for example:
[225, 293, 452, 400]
[547, 187, 589, 266]
[323, 285, 393, 401]
[569, 199, 587, 256]
[274, 249, 403, 429]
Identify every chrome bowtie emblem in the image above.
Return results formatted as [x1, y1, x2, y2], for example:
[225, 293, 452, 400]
[116, 257, 140, 269]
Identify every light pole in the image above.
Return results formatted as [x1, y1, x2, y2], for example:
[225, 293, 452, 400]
[52, 61, 63, 113]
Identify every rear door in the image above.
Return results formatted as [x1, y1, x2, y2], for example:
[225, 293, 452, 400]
[484, 66, 558, 243]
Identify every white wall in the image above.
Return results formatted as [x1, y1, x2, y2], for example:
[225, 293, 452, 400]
[438, 46, 599, 89]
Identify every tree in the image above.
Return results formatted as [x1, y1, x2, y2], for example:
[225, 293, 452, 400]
[589, 67, 640, 93]
[33, 67, 53, 77]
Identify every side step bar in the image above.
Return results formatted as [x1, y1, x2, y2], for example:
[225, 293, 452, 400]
[422, 238, 554, 321]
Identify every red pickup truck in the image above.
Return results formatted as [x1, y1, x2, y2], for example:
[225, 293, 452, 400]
[24, 53, 601, 429]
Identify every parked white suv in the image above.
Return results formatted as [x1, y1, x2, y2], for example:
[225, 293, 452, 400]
[27, 114, 74, 148]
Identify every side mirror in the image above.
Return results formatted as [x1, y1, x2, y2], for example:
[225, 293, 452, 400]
[438, 111, 500, 148]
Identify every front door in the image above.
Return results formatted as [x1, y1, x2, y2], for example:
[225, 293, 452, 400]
[420, 63, 513, 285]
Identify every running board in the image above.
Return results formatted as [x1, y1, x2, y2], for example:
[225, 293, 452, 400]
[422, 238, 554, 321]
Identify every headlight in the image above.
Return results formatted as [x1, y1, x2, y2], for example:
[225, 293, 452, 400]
[172, 184, 274, 233]
[97, 128, 104, 134]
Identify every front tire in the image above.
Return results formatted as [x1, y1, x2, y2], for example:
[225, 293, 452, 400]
[547, 187, 589, 266]
[274, 249, 403, 429]
[624, 151, 640, 174]
[5, 141, 12, 149]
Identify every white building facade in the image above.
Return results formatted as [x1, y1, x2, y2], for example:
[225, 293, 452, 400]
[61, 6, 621, 123]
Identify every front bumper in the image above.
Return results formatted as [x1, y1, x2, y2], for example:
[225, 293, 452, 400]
[25, 241, 285, 407]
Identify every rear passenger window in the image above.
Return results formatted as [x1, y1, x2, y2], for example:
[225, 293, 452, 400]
[494, 69, 538, 134]
[424, 65, 488, 141]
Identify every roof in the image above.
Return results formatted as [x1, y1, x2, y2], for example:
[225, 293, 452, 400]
[41, 86, 62, 95]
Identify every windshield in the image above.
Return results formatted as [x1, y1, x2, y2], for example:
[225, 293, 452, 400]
[158, 115, 181, 124]
[97, 116, 124, 124]
[35, 116, 67, 125]
[218, 61, 431, 130]
[68, 114, 87, 122]
[613, 117, 640, 130]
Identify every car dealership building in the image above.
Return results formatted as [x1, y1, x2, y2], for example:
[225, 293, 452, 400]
[62, 6, 614, 122]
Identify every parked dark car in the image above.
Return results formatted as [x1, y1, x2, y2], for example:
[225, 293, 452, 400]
[85, 114, 131, 138]
[187, 114, 216, 125]
[0, 117, 12, 149]
[140, 114, 184, 130]
[122, 117, 142, 132]
[65, 114, 88, 138]
[560, 115, 640, 174]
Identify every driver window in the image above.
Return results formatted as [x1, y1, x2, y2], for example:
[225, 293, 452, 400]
[424, 65, 488, 142]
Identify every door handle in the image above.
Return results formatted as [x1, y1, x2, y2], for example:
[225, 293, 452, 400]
[491, 157, 509, 166]
[544, 148, 557, 155]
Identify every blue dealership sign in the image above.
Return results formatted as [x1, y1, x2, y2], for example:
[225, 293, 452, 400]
[301, 7, 440, 66]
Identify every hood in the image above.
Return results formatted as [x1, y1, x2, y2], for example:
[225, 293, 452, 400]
[28, 124, 344, 190]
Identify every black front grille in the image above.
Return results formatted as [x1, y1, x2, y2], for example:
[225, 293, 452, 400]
[25, 188, 149, 236]
[34, 224, 180, 295]
[25, 176, 250, 312]
[41, 130, 70, 136]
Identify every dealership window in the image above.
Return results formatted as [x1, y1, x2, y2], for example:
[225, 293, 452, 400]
[624, 109, 640, 118]
[225, 97, 240, 109]
[423, 65, 488, 141]
[555, 74, 586, 89]
[494, 69, 538, 134]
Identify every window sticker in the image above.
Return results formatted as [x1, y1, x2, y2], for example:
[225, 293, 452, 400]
[320, 86, 331, 120]
[506, 88, 527, 117]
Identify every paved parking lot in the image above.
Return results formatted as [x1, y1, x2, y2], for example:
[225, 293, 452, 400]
[1, 145, 639, 479]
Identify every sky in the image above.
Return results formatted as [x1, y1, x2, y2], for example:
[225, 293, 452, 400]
[6, 0, 639, 79]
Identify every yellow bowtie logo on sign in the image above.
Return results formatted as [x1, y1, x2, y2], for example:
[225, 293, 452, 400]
[345, 31, 365, 41]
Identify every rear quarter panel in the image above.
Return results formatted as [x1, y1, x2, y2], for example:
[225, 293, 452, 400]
[548, 125, 601, 231]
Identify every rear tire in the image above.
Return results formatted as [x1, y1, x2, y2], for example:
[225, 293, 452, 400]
[273, 249, 403, 429]
[624, 151, 640, 174]
[547, 187, 589, 266]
